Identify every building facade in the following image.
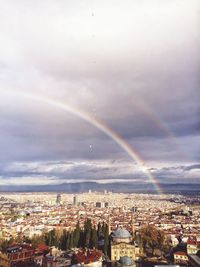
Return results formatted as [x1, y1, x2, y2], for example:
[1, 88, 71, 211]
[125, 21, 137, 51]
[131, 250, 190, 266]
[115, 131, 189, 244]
[187, 237, 200, 255]
[110, 217, 142, 263]
[174, 251, 188, 265]
[0, 244, 34, 267]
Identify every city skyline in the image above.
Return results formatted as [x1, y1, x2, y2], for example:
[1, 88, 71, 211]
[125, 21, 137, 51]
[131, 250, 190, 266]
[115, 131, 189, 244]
[0, 0, 199, 189]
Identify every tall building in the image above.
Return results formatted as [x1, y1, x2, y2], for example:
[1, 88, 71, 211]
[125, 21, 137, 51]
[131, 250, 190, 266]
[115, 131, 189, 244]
[96, 202, 101, 208]
[56, 194, 61, 205]
[96, 202, 109, 208]
[73, 195, 78, 206]
[132, 206, 137, 213]
[105, 202, 109, 208]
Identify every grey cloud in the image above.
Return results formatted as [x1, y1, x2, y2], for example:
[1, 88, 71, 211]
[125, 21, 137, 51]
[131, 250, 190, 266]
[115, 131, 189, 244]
[183, 164, 200, 171]
[0, 159, 148, 185]
[0, 160, 199, 186]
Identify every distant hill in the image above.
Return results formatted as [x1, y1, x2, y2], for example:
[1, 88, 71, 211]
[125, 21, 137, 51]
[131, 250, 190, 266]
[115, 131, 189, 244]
[0, 182, 199, 194]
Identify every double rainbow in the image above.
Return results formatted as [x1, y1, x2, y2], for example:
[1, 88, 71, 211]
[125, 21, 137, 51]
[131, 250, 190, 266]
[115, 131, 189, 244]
[1, 90, 165, 194]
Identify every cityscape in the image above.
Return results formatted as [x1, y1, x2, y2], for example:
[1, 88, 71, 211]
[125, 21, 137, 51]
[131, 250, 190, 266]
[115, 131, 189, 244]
[0, 0, 200, 267]
[0, 191, 199, 266]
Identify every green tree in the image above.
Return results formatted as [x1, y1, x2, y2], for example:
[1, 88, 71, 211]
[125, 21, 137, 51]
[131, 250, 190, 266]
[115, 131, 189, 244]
[60, 229, 67, 250]
[78, 230, 85, 248]
[102, 222, 106, 237]
[140, 225, 166, 256]
[46, 229, 55, 246]
[84, 219, 92, 248]
[69, 233, 74, 249]
[103, 224, 109, 256]
[90, 228, 98, 248]
[0, 238, 14, 250]
[66, 232, 70, 250]
[73, 221, 81, 248]
[45, 229, 60, 248]
[97, 222, 102, 238]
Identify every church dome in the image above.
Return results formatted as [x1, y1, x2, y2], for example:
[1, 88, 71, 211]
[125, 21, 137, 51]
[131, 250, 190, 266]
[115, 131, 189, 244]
[113, 228, 131, 239]
[119, 256, 135, 266]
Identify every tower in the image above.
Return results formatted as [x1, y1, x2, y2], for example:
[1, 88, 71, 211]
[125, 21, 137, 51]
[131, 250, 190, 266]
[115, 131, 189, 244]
[131, 213, 135, 240]
[56, 194, 61, 205]
[73, 195, 78, 206]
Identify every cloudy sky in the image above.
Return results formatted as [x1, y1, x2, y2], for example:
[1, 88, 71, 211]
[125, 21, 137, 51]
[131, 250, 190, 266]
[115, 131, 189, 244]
[0, 0, 199, 187]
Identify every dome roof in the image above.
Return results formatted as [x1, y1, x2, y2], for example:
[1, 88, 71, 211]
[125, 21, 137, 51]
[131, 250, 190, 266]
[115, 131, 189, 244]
[113, 227, 131, 239]
[120, 256, 134, 266]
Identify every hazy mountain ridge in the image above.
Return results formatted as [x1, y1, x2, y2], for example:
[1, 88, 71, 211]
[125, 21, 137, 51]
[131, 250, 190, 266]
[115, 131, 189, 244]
[0, 182, 199, 194]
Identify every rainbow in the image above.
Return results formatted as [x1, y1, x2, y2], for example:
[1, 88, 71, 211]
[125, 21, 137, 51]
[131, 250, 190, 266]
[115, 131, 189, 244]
[130, 96, 189, 161]
[0, 90, 163, 194]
